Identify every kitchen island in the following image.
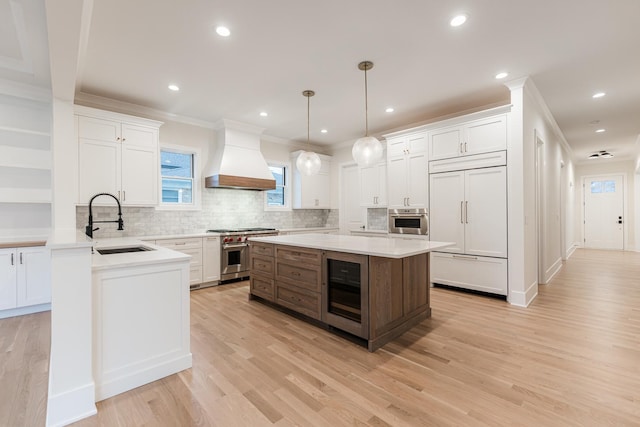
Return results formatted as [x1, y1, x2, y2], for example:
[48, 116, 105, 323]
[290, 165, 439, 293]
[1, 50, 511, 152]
[248, 234, 452, 351]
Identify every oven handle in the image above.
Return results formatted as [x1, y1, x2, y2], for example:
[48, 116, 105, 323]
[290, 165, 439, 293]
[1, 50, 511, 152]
[222, 243, 248, 249]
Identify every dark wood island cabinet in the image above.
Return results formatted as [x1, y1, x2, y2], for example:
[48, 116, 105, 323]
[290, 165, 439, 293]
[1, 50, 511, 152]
[249, 234, 451, 351]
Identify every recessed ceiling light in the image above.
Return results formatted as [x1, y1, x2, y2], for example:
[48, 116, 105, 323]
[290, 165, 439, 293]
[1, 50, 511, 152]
[450, 14, 467, 27]
[589, 120, 600, 125]
[259, 112, 268, 117]
[320, 129, 328, 134]
[592, 92, 605, 99]
[385, 107, 394, 113]
[168, 84, 180, 91]
[495, 72, 509, 80]
[216, 26, 231, 37]
[595, 128, 606, 133]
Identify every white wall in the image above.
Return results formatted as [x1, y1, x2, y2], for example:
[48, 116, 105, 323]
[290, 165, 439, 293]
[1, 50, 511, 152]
[575, 159, 636, 251]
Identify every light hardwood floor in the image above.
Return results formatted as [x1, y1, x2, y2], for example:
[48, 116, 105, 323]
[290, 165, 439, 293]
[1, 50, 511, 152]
[0, 310, 50, 427]
[3, 249, 639, 426]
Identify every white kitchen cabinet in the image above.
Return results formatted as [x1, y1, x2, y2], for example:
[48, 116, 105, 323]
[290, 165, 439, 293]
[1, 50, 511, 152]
[428, 114, 507, 161]
[430, 165, 507, 257]
[386, 132, 427, 208]
[202, 236, 221, 283]
[76, 107, 162, 206]
[291, 151, 332, 209]
[359, 161, 387, 207]
[431, 252, 508, 295]
[0, 246, 51, 317]
[429, 152, 507, 295]
[155, 238, 203, 286]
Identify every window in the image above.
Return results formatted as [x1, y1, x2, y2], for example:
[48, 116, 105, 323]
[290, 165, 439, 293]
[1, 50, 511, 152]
[590, 180, 615, 194]
[161, 149, 194, 205]
[264, 163, 290, 210]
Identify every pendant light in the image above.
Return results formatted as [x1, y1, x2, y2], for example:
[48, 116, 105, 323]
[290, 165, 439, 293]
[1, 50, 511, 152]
[296, 90, 322, 176]
[352, 61, 383, 167]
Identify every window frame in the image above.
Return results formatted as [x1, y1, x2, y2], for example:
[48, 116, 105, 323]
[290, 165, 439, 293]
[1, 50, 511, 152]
[264, 160, 291, 211]
[157, 145, 201, 211]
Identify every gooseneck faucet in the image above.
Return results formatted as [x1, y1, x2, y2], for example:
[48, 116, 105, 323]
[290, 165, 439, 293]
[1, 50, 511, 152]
[86, 192, 124, 239]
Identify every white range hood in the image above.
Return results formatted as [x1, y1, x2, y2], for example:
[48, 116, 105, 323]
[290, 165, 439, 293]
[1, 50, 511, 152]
[205, 119, 276, 190]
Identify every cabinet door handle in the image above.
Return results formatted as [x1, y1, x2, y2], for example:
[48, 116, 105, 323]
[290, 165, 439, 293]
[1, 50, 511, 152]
[460, 201, 464, 223]
[464, 142, 468, 153]
[460, 142, 463, 154]
[20, 252, 23, 264]
[116, 136, 121, 141]
[10, 253, 14, 265]
[117, 190, 121, 200]
[453, 254, 478, 260]
[122, 190, 126, 201]
[122, 137, 126, 142]
[465, 201, 469, 223]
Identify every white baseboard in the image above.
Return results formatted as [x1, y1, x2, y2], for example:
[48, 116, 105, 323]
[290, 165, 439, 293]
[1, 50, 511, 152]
[46, 380, 97, 427]
[0, 303, 50, 319]
[543, 257, 563, 284]
[96, 353, 192, 402]
[509, 280, 538, 307]
[566, 243, 578, 259]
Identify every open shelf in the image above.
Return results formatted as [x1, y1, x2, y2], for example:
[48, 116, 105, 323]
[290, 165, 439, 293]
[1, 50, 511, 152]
[0, 146, 51, 170]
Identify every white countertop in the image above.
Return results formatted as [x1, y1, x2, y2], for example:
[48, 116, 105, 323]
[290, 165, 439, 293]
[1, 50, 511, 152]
[249, 234, 453, 259]
[349, 228, 389, 235]
[91, 237, 191, 271]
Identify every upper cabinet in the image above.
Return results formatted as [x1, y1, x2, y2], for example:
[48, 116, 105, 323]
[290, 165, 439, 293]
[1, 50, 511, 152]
[76, 106, 163, 206]
[428, 114, 507, 161]
[359, 159, 387, 208]
[385, 132, 428, 209]
[291, 151, 332, 209]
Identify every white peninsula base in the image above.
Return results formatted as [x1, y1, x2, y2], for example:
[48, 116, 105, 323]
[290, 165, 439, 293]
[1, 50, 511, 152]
[92, 239, 192, 401]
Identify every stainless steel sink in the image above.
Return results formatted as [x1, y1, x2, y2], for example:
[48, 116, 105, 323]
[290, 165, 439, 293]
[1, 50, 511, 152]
[96, 246, 154, 255]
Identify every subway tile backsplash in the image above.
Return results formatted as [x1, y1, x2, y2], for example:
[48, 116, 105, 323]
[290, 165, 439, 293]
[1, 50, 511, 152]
[77, 188, 338, 238]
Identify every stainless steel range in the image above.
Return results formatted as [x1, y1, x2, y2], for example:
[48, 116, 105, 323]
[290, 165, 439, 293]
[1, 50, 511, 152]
[207, 228, 278, 282]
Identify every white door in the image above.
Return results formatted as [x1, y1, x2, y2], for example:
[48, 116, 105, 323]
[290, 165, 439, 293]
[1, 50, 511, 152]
[340, 163, 364, 233]
[429, 171, 465, 253]
[465, 166, 507, 257]
[584, 175, 624, 249]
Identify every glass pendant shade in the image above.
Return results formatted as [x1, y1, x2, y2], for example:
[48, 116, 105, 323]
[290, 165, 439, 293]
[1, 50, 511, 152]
[352, 60, 383, 167]
[296, 150, 322, 176]
[352, 135, 383, 167]
[296, 90, 321, 176]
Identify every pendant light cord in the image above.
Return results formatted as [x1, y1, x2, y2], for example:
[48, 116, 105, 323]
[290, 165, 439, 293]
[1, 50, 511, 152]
[364, 65, 369, 137]
[307, 93, 310, 147]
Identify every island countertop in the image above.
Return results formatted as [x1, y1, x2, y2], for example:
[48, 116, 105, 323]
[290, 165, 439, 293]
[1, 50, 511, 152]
[249, 234, 452, 258]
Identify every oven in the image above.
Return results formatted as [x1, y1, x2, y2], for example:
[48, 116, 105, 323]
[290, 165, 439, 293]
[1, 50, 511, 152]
[208, 228, 278, 282]
[388, 208, 429, 235]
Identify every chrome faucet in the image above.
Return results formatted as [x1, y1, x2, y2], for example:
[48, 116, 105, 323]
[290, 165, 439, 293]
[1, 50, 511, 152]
[86, 192, 124, 239]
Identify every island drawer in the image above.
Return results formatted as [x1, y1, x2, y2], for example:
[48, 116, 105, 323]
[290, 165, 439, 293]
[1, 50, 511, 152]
[250, 275, 274, 301]
[275, 283, 320, 320]
[251, 254, 274, 277]
[276, 262, 321, 291]
[251, 242, 274, 257]
[276, 246, 321, 265]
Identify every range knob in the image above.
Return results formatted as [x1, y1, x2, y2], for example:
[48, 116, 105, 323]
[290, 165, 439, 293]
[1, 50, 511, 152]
[237, 237, 242, 242]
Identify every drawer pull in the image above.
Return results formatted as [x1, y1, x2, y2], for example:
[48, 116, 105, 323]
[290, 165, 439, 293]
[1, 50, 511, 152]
[175, 242, 186, 245]
[291, 271, 300, 276]
[453, 255, 478, 260]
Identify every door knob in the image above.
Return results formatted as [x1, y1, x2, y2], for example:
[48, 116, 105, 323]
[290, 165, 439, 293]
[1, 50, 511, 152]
[618, 216, 623, 224]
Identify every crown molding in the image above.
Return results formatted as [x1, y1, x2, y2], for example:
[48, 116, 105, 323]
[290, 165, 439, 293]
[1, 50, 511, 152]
[74, 91, 217, 129]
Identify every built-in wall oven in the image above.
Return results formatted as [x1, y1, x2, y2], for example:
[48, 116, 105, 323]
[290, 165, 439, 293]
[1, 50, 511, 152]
[388, 208, 429, 236]
[207, 228, 278, 282]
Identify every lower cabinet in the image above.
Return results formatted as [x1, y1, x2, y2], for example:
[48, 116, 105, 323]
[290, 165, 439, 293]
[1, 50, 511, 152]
[430, 252, 507, 295]
[202, 236, 221, 283]
[154, 238, 203, 286]
[0, 246, 51, 318]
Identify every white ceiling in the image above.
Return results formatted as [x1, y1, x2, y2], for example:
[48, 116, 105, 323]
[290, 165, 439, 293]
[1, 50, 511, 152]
[6, 0, 640, 164]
